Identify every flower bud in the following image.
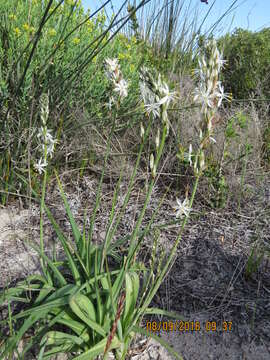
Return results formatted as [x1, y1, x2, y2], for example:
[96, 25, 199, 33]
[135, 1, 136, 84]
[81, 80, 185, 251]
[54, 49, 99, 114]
[150, 153, 154, 171]
[155, 129, 160, 149]
[140, 123, 145, 138]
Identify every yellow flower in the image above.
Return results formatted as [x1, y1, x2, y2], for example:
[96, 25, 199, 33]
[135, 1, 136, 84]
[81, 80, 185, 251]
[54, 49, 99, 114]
[23, 23, 30, 31]
[9, 14, 17, 21]
[118, 33, 126, 42]
[118, 53, 125, 60]
[87, 20, 94, 32]
[96, 10, 106, 24]
[65, 0, 76, 5]
[14, 27, 21, 36]
[48, 28, 57, 37]
[73, 37, 80, 45]
[130, 64, 135, 72]
[96, 13, 103, 23]
[131, 36, 137, 44]
[101, 37, 108, 46]
[228, 92, 233, 102]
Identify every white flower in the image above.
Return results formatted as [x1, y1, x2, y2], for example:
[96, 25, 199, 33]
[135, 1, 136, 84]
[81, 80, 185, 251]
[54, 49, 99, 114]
[158, 82, 177, 107]
[216, 82, 230, 107]
[173, 198, 191, 218]
[45, 131, 54, 143]
[42, 137, 58, 158]
[107, 96, 115, 110]
[37, 126, 46, 139]
[37, 125, 58, 159]
[37, 127, 54, 143]
[140, 81, 155, 105]
[144, 102, 160, 118]
[113, 79, 128, 99]
[194, 84, 214, 111]
[34, 158, 48, 174]
[213, 50, 227, 72]
[104, 58, 119, 72]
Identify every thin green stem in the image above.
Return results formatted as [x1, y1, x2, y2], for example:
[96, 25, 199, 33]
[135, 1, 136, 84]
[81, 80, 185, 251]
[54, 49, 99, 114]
[130, 174, 200, 330]
[127, 122, 168, 262]
[39, 135, 50, 282]
[87, 102, 117, 273]
[100, 117, 153, 271]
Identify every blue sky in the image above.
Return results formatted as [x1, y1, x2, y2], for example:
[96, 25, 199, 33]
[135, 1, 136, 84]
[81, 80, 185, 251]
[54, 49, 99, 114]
[81, 0, 270, 35]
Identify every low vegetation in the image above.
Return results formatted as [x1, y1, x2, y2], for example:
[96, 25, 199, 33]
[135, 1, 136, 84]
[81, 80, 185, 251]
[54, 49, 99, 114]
[0, 0, 269, 359]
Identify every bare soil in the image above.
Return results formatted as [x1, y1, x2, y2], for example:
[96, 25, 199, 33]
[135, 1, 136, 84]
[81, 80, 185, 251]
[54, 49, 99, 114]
[0, 171, 270, 359]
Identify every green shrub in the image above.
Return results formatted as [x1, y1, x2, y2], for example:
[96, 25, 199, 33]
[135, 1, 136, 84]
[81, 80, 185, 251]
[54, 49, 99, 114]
[218, 28, 270, 100]
[0, 0, 145, 204]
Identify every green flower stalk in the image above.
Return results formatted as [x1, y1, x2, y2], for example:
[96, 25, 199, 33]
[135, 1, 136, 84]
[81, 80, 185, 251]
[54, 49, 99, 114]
[131, 40, 230, 332]
[35, 93, 58, 278]
[126, 67, 177, 259]
[104, 58, 128, 109]
[193, 39, 230, 174]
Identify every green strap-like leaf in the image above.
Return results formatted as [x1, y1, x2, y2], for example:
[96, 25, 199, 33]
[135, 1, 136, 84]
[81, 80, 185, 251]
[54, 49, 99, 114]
[69, 293, 106, 337]
[4, 296, 70, 322]
[45, 203, 82, 285]
[72, 337, 121, 360]
[30, 242, 67, 287]
[55, 172, 82, 252]
[123, 272, 139, 330]
[1, 311, 45, 358]
[43, 330, 84, 346]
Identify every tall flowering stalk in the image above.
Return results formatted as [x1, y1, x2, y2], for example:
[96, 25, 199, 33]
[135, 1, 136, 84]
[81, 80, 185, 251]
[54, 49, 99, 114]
[175, 40, 230, 218]
[35, 93, 58, 277]
[104, 58, 128, 112]
[129, 39, 230, 331]
[127, 66, 177, 258]
[139, 67, 177, 178]
[193, 38, 230, 175]
[94, 58, 129, 272]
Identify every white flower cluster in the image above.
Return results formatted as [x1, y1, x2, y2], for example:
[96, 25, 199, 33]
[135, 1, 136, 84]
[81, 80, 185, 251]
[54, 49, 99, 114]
[139, 67, 177, 179]
[173, 40, 230, 219]
[193, 39, 230, 129]
[34, 94, 58, 174]
[140, 67, 177, 115]
[192, 39, 230, 175]
[104, 58, 128, 102]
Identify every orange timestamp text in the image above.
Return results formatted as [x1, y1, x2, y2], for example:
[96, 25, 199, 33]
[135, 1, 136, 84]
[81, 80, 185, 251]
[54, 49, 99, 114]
[146, 320, 232, 332]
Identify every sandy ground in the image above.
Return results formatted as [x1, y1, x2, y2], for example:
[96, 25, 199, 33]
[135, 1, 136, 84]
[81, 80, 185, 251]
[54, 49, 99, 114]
[0, 174, 270, 359]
